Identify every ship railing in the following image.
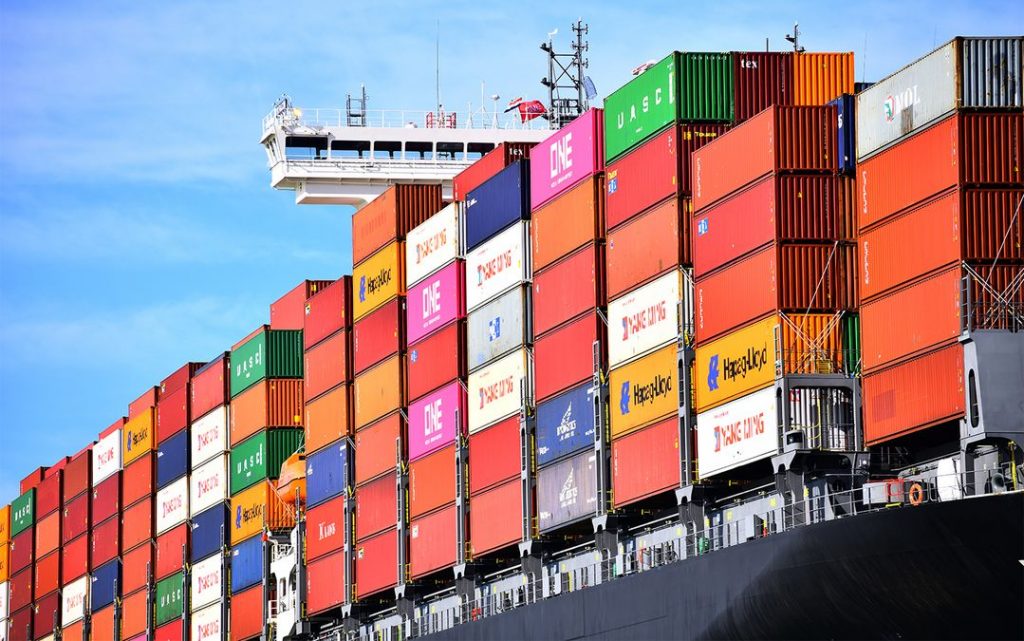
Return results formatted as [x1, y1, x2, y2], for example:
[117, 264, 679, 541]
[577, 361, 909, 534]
[263, 107, 553, 133]
[271, 543, 294, 563]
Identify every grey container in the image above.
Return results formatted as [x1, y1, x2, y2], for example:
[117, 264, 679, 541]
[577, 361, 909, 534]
[537, 450, 599, 533]
[856, 36, 1023, 160]
[467, 285, 532, 372]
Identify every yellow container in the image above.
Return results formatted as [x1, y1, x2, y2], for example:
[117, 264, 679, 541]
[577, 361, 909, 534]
[352, 241, 405, 321]
[793, 52, 855, 106]
[0, 504, 10, 545]
[122, 407, 154, 465]
[609, 344, 678, 439]
[230, 480, 296, 544]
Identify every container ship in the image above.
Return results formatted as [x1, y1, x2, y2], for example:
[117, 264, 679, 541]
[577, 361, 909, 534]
[1, 33, 1023, 641]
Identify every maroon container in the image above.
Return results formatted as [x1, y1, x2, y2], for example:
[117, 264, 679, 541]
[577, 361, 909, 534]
[534, 311, 604, 402]
[90, 515, 120, 567]
[156, 384, 189, 444]
[61, 533, 90, 583]
[453, 142, 533, 202]
[62, 447, 92, 504]
[35, 470, 62, 518]
[11, 528, 34, 573]
[20, 467, 46, 494]
[353, 297, 405, 375]
[532, 243, 605, 338]
[9, 567, 33, 612]
[62, 493, 90, 543]
[191, 354, 229, 421]
[304, 276, 353, 349]
[128, 386, 159, 419]
[406, 322, 466, 402]
[9, 605, 33, 641]
[155, 523, 189, 580]
[33, 588, 60, 638]
[91, 471, 121, 524]
[122, 453, 155, 507]
[732, 52, 794, 123]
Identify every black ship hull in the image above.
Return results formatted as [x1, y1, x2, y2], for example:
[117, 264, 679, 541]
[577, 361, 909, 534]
[425, 491, 1024, 640]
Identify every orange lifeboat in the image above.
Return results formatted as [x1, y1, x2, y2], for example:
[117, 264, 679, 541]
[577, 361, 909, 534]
[276, 451, 307, 508]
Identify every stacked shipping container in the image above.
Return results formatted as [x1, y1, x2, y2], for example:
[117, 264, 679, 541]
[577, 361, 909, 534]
[855, 37, 1024, 445]
[89, 418, 122, 641]
[1, 506, 9, 641]
[58, 447, 91, 641]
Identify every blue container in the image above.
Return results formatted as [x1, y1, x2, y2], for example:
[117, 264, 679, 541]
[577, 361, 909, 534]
[465, 161, 530, 251]
[230, 536, 265, 592]
[191, 504, 230, 563]
[829, 93, 856, 175]
[90, 559, 121, 610]
[306, 440, 349, 508]
[156, 429, 190, 489]
[535, 383, 597, 467]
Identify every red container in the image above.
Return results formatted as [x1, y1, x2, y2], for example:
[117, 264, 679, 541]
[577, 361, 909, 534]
[532, 175, 605, 272]
[271, 280, 333, 330]
[605, 124, 728, 230]
[123, 453, 155, 506]
[410, 503, 458, 579]
[305, 329, 351, 401]
[155, 621, 185, 641]
[695, 243, 857, 343]
[35, 511, 60, 557]
[304, 384, 351, 454]
[469, 479, 524, 557]
[156, 385, 189, 443]
[45, 457, 69, 477]
[191, 354, 229, 421]
[62, 493, 89, 543]
[61, 533, 89, 582]
[121, 588, 148, 639]
[858, 113, 1024, 231]
[692, 174, 844, 278]
[11, 529, 33, 573]
[355, 527, 399, 599]
[352, 184, 443, 266]
[692, 106, 837, 212]
[230, 584, 264, 641]
[62, 621, 86, 641]
[732, 52, 794, 123]
[91, 472, 121, 524]
[100, 417, 124, 440]
[352, 298, 403, 375]
[9, 605, 33, 641]
[90, 515, 120, 567]
[606, 198, 686, 298]
[454, 142, 533, 201]
[34, 550, 60, 597]
[306, 495, 346, 561]
[307, 550, 347, 614]
[861, 267, 961, 373]
[9, 567, 33, 611]
[90, 605, 116, 641]
[129, 386, 159, 419]
[305, 277, 353, 349]
[532, 243, 605, 338]
[20, 467, 46, 494]
[407, 321, 466, 402]
[161, 362, 202, 397]
[62, 448, 92, 504]
[156, 523, 188, 579]
[122, 496, 154, 552]
[534, 311, 603, 402]
[354, 413, 404, 485]
[863, 344, 965, 445]
[468, 417, 521, 494]
[122, 541, 154, 595]
[35, 471, 61, 518]
[355, 475, 397, 540]
[409, 445, 456, 519]
[32, 591, 60, 638]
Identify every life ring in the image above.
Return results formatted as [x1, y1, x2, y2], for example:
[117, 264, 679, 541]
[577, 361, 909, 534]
[908, 482, 924, 506]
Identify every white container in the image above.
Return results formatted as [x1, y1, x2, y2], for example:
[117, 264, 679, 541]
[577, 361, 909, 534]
[697, 387, 779, 478]
[190, 455, 228, 517]
[465, 222, 530, 311]
[156, 476, 189, 535]
[406, 202, 463, 286]
[467, 285, 531, 371]
[190, 406, 229, 469]
[191, 602, 224, 641]
[92, 429, 122, 485]
[608, 270, 682, 368]
[190, 554, 224, 611]
[468, 348, 531, 433]
[61, 575, 90, 625]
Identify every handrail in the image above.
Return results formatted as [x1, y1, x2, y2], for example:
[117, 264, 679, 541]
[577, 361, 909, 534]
[263, 107, 555, 133]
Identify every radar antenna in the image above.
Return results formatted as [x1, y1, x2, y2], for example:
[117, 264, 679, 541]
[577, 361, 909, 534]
[540, 19, 592, 128]
[785, 22, 806, 53]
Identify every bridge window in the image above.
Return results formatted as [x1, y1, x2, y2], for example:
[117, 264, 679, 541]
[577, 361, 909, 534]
[284, 135, 328, 159]
[436, 141, 465, 161]
[466, 142, 496, 161]
[331, 140, 370, 159]
[373, 141, 403, 160]
[406, 141, 434, 160]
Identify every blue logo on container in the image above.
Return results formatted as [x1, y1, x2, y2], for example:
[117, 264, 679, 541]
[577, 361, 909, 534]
[358, 276, 367, 303]
[488, 317, 502, 342]
[698, 219, 709, 236]
[707, 355, 720, 392]
[619, 381, 630, 415]
[235, 506, 242, 529]
[126, 431, 133, 452]
[410, 349, 419, 363]
[608, 177, 618, 194]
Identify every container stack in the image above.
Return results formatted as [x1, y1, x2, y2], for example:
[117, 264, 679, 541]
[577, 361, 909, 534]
[57, 446, 91, 641]
[302, 276, 353, 617]
[528, 109, 607, 535]
[1, 505, 9, 641]
[404, 202, 468, 582]
[350, 185, 441, 601]
[9, 477, 38, 641]
[89, 418, 123, 641]
[690, 104, 857, 478]
[32, 461, 68, 640]
[463, 157, 534, 560]
[856, 37, 1024, 446]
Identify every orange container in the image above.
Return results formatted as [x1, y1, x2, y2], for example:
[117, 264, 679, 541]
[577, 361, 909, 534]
[469, 478, 524, 558]
[409, 445, 457, 519]
[122, 496, 153, 552]
[122, 541, 154, 594]
[62, 620, 86, 641]
[531, 176, 605, 271]
[0, 504, 10, 545]
[409, 503, 459, 579]
[229, 379, 304, 446]
[606, 198, 685, 298]
[230, 481, 296, 544]
[304, 329, 350, 401]
[351, 184, 443, 267]
[122, 453, 155, 507]
[34, 549, 60, 596]
[121, 588, 149, 639]
[34, 511, 60, 557]
[354, 413, 404, 485]
[122, 407, 154, 466]
[91, 604, 117, 641]
[863, 344, 965, 445]
[355, 474, 397, 540]
[353, 355, 405, 429]
[230, 584, 264, 641]
[304, 384, 351, 454]
[861, 267, 961, 373]
[792, 52, 855, 105]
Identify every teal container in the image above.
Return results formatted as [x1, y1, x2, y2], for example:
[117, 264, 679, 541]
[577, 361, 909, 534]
[678, 52, 734, 122]
[155, 571, 185, 626]
[230, 428, 305, 495]
[11, 488, 35, 537]
[230, 327, 303, 397]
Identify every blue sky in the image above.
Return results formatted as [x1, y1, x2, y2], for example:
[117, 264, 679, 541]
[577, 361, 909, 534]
[0, 0, 1019, 505]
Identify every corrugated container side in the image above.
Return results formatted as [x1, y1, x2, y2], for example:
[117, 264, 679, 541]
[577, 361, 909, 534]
[61, 494, 89, 544]
[34, 473, 60, 519]
[229, 584, 263, 641]
[304, 277, 352, 350]
[351, 184, 443, 266]
[353, 355, 405, 430]
[121, 496, 153, 551]
[122, 407, 156, 467]
[190, 505, 229, 563]
[305, 329, 350, 400]
[863, 343, 965, 445]
[9, 605, 32, 641]
[128, 386, 159, 420]
[607, 270, 683, 368]
[532, 243, 605, 338]
[468, 416, 521, 494]
[90, 604, 116, 641]
[230, 481, 296, 543]
[9, 568, 31, 611]
[353, 413, 403, 486]
[230, 328, 304, 398]
[191, 406, 228, 469]
[352, 298, 402, 376]
[34, 512, 59, 558]
[409, 445, 457, 518]
[830, 93, 857, 173]
[469, 479, 524, 557]
[156, 429, 189, 490]
[354, 474, 397, 540]
[11, 530, 33, 574]
[122, 541, 153, 593]
[306, 440, 349, 508]
[156, 385, 189, 444]
[405, 261, 464, 345]
[119, 589, 147, 639]
[62, 621, 87, 641]
[33, 551, 59, 596]
[408, 382, 466, 462]
[230, 537, 264, 592]
[189, 455, 227, 518]
[602, 52, 679, 161]
[465, 161, 531, 251]
[679, 52, 734, 122]
[122, 453, 154, 506]
[453, 143, 532, 202]
[230, 429, 304, 495]
[467, 348, 531, 433]
[89, 516, 119, 568]
[354, 527, 398, 599]
[466, 286, 530, 371]
[62, 451, 91, 504]
[32, 591, 59, 638]
[304, 384, 351, 455]
[464, 221, 531, 312]
[190, 355, 229, 421]
[307, 550, 346, 614]
[406, 202, 464, 287]
[407, 321, 466, 401]
[606, 198, 686, 298]
[156, 621, 185, 641]
[792, 52, 854, 106]
[306, 495, 346, 560]
[60, 533, 89, 582]
[229, 379, 304, 446]
[732, 52, 793, 123]
[531, 175, 605, 271]
[530, 108, 604, 210]
[270, 280, 333, 330]
[536, 383, 598, 466]
[612, 417, 681, 507]
[409, 504, 459, 579]
[533, 311, 603, 402]
[608, 344, 678, 439]
[155, 523, 188, 579]
[91, 472, 120, 526]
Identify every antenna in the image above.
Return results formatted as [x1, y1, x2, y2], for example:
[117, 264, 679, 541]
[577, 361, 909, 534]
[436, 19, 441, 112]
[540, 19, 591, 128]
[785, 22, 806, 53]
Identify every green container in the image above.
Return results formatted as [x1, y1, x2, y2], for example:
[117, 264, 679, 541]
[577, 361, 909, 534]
[155, 571, 185, 626]
[603, 51, 734, 162]
[11, 488, 35, 537]
[230, 328, 303, 398]
[842, 313, 861, 376]
[230, 428, 304, 495]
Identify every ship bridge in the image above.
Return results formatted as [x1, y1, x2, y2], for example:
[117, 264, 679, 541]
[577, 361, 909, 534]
[260, 98, 553, 206]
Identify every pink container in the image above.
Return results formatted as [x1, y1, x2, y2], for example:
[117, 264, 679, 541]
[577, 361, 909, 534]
[407, 381, 467, 462]
[529, 108, 604, 210]
[405, 261, 465, 344]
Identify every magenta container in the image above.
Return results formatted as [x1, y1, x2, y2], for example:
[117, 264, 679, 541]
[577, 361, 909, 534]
[407, 381, 467, 462]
